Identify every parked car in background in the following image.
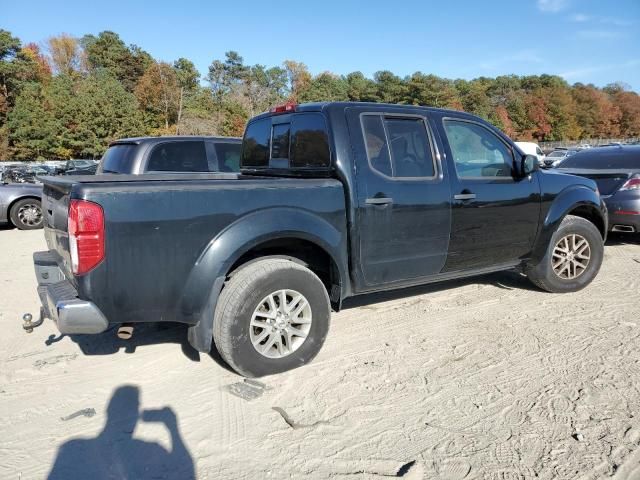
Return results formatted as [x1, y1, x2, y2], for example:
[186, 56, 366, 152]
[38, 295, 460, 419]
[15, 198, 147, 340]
[0, 181, 43, 229]
[97, 136, 242, 174]
[1, 165, 38, 184]
[544, 148, 578, 168]
[556, 145, 640, 233]
[515, 141, 545, 166]
[64, 159, 98, 176]
[33, 102, 607, 377]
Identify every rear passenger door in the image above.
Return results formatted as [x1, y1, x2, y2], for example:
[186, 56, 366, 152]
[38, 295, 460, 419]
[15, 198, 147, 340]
[347, 107, 452, 289]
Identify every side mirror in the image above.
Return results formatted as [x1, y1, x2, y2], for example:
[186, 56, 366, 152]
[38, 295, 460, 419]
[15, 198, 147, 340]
[521, 154, 538, 176]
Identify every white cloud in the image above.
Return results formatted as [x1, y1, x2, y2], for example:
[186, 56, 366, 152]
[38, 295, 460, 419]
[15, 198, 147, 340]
[479, 50, 543, 70]
[578, 29, 624, 39]
[537, 0, 570, 12]
[569, 13, 633, 26]
[560, 59, 640, 80]
[570, 13, 590, 22]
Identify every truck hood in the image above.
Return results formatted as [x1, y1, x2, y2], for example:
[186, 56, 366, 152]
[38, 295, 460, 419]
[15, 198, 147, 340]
[539, 168, 600, 196]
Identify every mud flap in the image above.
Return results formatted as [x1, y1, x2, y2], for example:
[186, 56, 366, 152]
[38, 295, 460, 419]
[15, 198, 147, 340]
[187, 276, 225, 352]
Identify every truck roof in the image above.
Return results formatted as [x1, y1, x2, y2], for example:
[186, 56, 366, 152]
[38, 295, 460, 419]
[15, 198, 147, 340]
[249, 101, 479, 122]
[109, 136, 241, 147]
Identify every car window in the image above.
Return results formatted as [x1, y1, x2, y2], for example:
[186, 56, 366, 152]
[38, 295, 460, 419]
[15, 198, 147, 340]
[213, 142, 241, 172]
[536, 147, 543, 156]
[290, 114, 330, 168]
[241, 118, 271, 167]
[362, 115, 435, 178]
[241, 113, 330, 170]
[100, 144, 138, 173]
[146, 141, 208, 172]
[444, 120, 514, 178]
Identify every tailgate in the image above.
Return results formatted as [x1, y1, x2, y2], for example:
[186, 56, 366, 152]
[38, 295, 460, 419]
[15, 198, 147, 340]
[41, 177, 75, 280]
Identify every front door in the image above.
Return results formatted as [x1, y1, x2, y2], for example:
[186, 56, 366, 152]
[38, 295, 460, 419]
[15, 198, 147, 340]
[347, 107, 452, 290]
[436, 116, 541, 271]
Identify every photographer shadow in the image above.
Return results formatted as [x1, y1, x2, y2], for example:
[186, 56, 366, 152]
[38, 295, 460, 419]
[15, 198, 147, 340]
[48, 385, 195, 480]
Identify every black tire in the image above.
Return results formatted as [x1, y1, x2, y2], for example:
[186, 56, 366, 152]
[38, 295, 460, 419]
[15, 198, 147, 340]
[9, 198, 43, 230]
[213, 258, 331, 377]
[526, 215, 603, 293]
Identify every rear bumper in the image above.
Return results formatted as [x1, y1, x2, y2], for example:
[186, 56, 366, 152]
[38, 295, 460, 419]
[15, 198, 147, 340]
[34, 251, 108, 334]
[604, 197, 640, 232]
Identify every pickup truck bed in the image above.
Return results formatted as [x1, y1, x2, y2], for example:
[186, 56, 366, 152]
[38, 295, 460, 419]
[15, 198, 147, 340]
[39, 171, 347, 331]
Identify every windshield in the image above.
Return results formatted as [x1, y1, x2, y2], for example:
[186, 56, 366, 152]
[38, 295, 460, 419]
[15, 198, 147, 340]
[560, 148, 640, 169]
[99, 144, 138, 173]
[548, 151, 565, 158]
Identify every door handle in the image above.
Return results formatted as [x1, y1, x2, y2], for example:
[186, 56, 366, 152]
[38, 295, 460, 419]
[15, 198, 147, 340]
[365, 197, 393, 205]
[454, 193, 476, 200]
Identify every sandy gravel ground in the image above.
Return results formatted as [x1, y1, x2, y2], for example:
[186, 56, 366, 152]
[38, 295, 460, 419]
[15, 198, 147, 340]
[1, 227, 640, 479]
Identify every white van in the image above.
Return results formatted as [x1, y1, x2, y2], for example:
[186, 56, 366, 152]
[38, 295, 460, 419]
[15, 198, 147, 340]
[515, 142, 545, 166]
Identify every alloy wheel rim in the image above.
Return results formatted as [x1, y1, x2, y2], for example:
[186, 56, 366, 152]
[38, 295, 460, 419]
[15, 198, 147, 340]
[552, 233, 591, 280]
[249, 289, 312, 359]
[17, 204, 42, 227]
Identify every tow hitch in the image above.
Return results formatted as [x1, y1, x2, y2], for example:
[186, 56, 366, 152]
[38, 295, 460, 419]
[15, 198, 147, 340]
[22, 308, 46, 333]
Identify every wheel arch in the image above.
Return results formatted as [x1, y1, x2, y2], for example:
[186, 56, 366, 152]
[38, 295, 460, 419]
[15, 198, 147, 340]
[184, 208, 349, 352]
[531, 185, 606, 264]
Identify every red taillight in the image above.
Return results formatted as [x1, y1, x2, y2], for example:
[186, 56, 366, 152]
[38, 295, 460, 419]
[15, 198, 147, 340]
[68, 199, 104, 275]
[620, 177, 640, 191]
[270, 103, 297, 114]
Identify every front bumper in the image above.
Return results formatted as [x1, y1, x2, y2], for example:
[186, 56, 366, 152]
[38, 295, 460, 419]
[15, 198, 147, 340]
[34, 251, 108, 334]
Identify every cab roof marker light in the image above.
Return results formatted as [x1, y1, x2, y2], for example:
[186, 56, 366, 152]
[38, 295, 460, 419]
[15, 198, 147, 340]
[270, 103, 297, 114]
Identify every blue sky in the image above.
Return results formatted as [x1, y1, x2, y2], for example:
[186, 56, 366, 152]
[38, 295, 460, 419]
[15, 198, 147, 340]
[4, 0, 640, 90]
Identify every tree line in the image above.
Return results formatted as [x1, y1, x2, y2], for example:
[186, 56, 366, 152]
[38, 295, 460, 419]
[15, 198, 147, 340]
[1, 29, 639, 160]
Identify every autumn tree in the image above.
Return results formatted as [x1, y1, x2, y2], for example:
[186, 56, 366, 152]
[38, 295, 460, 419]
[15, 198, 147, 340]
[406, 73, 459, 108]
[283, 60, 311, 102]
[47, 34, 83, 76]
[374, 71, 407, 104]
[345, 72, 378, 102]
[135, 62, 180, 131]
[299, 72, 348, 103]
[82, 31, 152, 91]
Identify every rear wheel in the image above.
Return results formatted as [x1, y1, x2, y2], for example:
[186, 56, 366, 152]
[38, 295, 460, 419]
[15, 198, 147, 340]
[10, 198, 43, 230]
[526, 215, 603, 293]
[213, 258, 331, 377]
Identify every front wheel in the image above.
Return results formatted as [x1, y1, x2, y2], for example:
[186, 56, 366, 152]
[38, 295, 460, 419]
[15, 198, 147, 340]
[10, 198, 43, 230]
[526, 215, 603, 293]
[213, 258, 331, 377]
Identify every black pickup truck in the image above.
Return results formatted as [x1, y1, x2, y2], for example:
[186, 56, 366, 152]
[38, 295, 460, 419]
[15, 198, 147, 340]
[32, 102, 607, 377]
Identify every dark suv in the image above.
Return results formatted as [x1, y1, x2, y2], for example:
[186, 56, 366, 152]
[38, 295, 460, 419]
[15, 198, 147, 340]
[97, 136, 242, 174]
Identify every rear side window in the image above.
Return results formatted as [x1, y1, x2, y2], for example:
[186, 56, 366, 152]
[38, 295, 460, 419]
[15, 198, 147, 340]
[213, 142, 241, 172]
[241, 113, 330, 170]
[290, 114, 330, 168]
[242, 119, 271, 167]
[100, 144, 137, 173]
[146, 141, 208, 172]
[362, 114, 436, 178]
